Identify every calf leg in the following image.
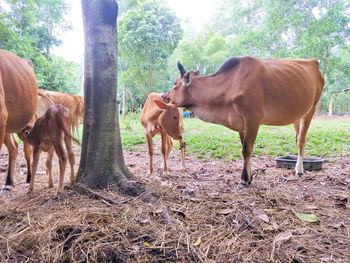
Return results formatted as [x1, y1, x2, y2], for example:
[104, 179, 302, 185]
[161, 132, 172, 175]
[240, 121, 259, 186]
[146, 134, 154, 175]
[23, 141, 32, 184]
[179, 138, 186, 169]
[53, 142, 67, 194]
[4, 134, 18, 187]
[28, 147, 42, 194]
[46, 148, 54, 188]
[64, 134, 75, 186]
[295, 108, 315, 176]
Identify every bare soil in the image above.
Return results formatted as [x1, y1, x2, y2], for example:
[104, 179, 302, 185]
[0, 142, 349, 262]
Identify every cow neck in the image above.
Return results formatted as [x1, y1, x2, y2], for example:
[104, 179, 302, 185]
[186, 74, 230, 125]
[188, 75, 223, 108]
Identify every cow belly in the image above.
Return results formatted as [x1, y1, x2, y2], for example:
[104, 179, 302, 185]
[5, 83, 37, 132]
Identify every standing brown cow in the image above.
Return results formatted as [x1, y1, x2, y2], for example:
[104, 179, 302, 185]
[140, 93, 185, 176]
[0, 49, 38, 189]
[18, 104, 78, 194]
[162, 57, 324, 186]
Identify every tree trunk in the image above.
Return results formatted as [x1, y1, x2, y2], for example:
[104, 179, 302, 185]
[328, 94, 334, 116]
[77, 0, 139, 194]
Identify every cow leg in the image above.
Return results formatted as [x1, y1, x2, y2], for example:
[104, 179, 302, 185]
[28, 147, 42, 194]
[179, 138, 186, 169]
[54, 142, 67, 194]
[46, 147, 54, 188]
[0, 80, 8, 152]
[23, 141, 32, 184]
[146, 134, 154, 176]
[4, 134, 18, 188]
[239, 131, 244, 145]
[295, 108, 315, 176]
[293, 120, 300, 144]
[240, 121, 259, 186]
[64, 134, 75, 186]
[160, 132, 172, 175]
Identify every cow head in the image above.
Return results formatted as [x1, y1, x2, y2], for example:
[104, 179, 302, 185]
[161, 61, 200, 107]
[154, 99, 183, 140]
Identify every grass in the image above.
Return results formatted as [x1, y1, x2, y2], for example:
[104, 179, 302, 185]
[120, 114, 350, 160]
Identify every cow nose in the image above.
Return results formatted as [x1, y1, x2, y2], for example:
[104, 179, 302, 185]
[179, 135, 182, 140]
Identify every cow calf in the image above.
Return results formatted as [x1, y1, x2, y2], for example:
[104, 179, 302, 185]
[140, 93, 185, 176]
[18, 104, 78, 194]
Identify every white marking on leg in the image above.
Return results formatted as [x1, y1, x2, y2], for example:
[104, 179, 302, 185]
[295, 154, 304, 176]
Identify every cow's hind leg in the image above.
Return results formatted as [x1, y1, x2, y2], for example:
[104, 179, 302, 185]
[64, 134, 75, 186]
[295, 108, 316, 176]
[46, 147, 54, 188]
[146, 134, 154, 176]
[54, 141, 67, 194]
[23, 141, 32, 184]
[4, 134, 18, 188]
[240, 121, 259, 186]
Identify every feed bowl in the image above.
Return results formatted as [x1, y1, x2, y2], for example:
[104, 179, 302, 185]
[275, 155, 324, 171]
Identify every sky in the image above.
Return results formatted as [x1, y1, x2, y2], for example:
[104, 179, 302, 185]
[52, 0, 215, 63]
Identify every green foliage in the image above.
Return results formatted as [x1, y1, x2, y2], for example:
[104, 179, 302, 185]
[0, 0, 81, 94]
[120, 115, 350, 160]
[118, 0, 182, 111]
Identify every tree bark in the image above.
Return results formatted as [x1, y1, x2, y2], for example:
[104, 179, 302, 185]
[77, 0, 134, 190]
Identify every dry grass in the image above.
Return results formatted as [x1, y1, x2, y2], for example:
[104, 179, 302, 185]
[0, 145, 349, 262]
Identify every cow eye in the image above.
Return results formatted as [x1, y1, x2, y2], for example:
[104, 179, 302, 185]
[173, 116, 178, 120]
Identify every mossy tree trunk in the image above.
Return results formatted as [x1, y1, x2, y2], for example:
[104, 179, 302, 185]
[77, 0, 138, 193]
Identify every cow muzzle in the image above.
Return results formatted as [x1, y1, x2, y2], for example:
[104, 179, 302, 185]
[161, 93, 170, 103]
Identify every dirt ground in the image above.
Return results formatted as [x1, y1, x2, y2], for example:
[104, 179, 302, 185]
[0, 142, 349, 262]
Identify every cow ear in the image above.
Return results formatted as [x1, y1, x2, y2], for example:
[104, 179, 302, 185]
[154, 99, 168, 110]
[184, 72, 190, 85]
[177, 61, 186, 76]
[193, 67, 200, 76]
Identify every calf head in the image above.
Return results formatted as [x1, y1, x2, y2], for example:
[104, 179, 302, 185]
[162, 61, 199, 107]
[154, 99, 183, 140]
[18, 124, 34, 143]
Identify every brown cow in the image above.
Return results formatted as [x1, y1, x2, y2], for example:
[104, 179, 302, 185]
[140, 93, 185, 176]
[162, 57, 325, 186]
[0, 49, 38, 188]
[18, 104, 78, 194]
[37, 89, 84, 136]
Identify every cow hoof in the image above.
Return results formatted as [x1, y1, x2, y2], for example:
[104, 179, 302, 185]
[238, 181, 251, 189]
[0, 186, 12, 193]
[295, 172, 303, 177]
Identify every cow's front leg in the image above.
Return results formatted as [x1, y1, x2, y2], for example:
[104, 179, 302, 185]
[28, 147, 42, 194]
[240, 121, 259, 186]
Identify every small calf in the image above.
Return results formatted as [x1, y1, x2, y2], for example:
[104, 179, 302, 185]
[18, 104, 79, 194]
[140, 93, 185, 176]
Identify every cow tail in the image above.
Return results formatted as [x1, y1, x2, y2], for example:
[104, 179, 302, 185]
[58, 112, 80, 145]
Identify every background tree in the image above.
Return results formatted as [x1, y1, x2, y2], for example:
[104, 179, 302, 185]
[77, 0, 146, 196]
[118, 0, 182, 112]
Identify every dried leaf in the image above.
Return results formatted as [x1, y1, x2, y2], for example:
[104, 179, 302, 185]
[194, 237, 201, 247]
[253, 208, 270, 223]
[273, 231, 293, 245]
[219, 208, 235, 215]
[332, 221, 344, 229]
[294, 212, 320, 223]
[271, 231, 293, 260]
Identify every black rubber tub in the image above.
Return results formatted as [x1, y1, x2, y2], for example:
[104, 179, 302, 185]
[275, 155, 324, 171]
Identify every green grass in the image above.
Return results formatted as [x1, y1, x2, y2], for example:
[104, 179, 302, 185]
[120, 114, 350, 160]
